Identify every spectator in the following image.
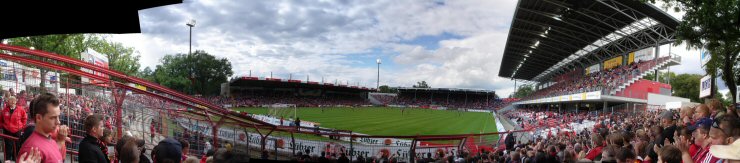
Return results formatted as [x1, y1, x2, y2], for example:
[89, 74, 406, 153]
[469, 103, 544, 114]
[582, 134, 605, 161]
[657, 145, 681, 163]
[183, 157, 198, 163]
[179, 139, 190, 161]
[695, 104, 711, 121]
[708, 138, 740, 162]
[204, 141, 212, 155]
[17, 90, 27, 112]
[707, 99, 726, 118]
[115, 135, 133, 162]
[200, 149, 214, 163]
[660, 111, 678, 145]
[318, 151, 329, 162]
[137, 139, 151, 163]
[1, 96, 27, 161]
[152, 138, 183, 163]
[78, 114, 110, 163]
[338, 153, 349, 163]
[213, 148, 232, 162]
[18, 93, 69, 163]
[119, 140, 141, 163]
[101, 129, 113, 144]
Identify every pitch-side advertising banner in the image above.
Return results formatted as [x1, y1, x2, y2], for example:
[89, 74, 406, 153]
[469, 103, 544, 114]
[175, 119, 451, 160]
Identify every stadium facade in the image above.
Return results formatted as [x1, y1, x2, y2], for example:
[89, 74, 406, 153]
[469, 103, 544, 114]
[498, 0, 682, 113]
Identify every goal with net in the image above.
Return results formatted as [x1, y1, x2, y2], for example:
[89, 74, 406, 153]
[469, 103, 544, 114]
[267, 103, 298, 119]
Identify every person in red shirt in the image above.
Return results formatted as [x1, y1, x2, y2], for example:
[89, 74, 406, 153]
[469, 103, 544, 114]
[150, 123, 156, 142]
[17, 90, 28, 114]
[1, 96, 27, 161]
[18, 93, 69, 163]
[104, 117, 112, 129]
[582, 134, 605, 161]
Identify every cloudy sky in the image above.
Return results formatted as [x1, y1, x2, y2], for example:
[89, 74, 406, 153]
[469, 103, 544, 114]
[107, 0, 729, 99]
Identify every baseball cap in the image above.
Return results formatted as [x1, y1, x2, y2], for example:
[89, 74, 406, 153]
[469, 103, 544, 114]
[687, 118, 712, 132]
[153, 138, 183, 163]
[709, 139, 740, 160]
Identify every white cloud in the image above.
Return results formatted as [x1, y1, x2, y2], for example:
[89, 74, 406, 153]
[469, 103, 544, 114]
[392, 32, 515, 91]
[110, 0, 520, 96]
[720, 89, 730, 99]
[108, 0, 721, 99]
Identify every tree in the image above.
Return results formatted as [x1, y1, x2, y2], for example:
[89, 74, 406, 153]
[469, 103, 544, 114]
[642, 71, 677, 83]
[378, 85, 398, 93]
[138, 67, 155, 82]
[670, 74, 704, 103]
[412, 81, 430, 88]
[7, 34, 87, 93]
[152, 50, 233, 95]
[85, 36, 141, 77]
[720, 91, 733, 106]
[647, 0, 740, 104]
[512, 84, 534, 98]
[8, 34, 143, 93]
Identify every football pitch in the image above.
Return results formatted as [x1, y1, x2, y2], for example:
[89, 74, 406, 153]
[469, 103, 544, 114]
[233, 107, 498, 137]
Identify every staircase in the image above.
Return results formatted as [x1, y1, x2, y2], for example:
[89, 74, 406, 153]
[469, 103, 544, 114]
[367, 93, 397, 105]
[608, 56, 681, 95]
[367, 94, 382, 105]
[498, 104, 516, 112]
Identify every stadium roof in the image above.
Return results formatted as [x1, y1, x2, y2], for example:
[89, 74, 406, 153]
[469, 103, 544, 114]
[397, 87, 495, 95]
[229, 76, 374, 93]
[498, 0, 679, 82]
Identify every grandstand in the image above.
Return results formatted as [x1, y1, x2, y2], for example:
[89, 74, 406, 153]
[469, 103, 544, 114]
[218, 76, 373, 107]
[2, 0, 729, 162]
[498, 0, 681, 115]
[368, 88, 515, 110]
[392, 88, 499, 110]
[482, 1, 740, 163]
[0, 42, 517, 162]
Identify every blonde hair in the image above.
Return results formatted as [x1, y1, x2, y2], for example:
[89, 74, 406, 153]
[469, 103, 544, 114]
[680, 106, 694, 115]
[696, 104, 710, 117]
[183, 157, 199, 163]
[6, 96, 16, 103]
[706, 99, 724, 111]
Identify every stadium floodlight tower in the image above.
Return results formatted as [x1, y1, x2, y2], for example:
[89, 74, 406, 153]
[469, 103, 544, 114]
[376, 58, 381, 90]
[186, 19, 196, 55]
[186, 19, 196, 94]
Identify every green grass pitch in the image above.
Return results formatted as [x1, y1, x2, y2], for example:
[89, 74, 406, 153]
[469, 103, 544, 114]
[233, 107, 498, 137]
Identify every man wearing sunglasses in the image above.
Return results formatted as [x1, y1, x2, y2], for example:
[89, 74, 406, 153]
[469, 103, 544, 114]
[691, 117, 731, 163]
[708, 115, 740, 163]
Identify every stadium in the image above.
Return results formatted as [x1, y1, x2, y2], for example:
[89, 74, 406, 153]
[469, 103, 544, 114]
[0, 0, 739, 163]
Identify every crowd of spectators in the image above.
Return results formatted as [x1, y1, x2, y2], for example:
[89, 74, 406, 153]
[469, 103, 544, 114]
[493, 99, 740, 163]
[203, 92, 369, 108]
[390, 93, 500, 110]
[370, 94, 397, 105]
[523, 57, 671, 101]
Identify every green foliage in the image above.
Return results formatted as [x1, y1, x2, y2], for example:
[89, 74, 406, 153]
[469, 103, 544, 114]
[378, 85, 398, 93]
[413, 81, 430, 88]
[642, 71, 677, 82]
[645, 0, 740, 103]
[670, 73, 704, 103]
[7, 34, 143, 93]
[152, 50, 233, 95]
[85, 35, 141, 77]
[513, 84, 534, 98]
[7, 34, 87, 93]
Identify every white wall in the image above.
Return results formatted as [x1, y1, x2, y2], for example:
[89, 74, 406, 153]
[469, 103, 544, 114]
[647, 93, 690, 106]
